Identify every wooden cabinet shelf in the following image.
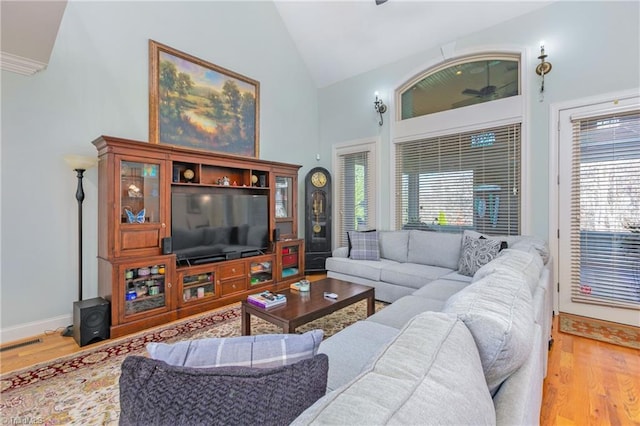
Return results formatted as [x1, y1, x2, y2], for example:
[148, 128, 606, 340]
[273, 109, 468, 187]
[94, 135, 301, 338]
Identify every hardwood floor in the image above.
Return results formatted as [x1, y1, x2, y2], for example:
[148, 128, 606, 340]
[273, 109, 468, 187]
[2, 307, 639, 424]
[541, 316, 640, 425]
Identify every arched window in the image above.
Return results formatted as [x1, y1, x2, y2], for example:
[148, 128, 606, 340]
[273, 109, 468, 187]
[393, 53, 523, 235]
[399, 55, 520, 119]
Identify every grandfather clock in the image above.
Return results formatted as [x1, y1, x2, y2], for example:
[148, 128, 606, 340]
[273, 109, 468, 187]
[304, 167, 332, 272]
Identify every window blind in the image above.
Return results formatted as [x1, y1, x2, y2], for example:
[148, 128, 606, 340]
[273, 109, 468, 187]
[394, 124, 520, 235]
[337, 150, 375, 247]
[570, 110, 640, 308]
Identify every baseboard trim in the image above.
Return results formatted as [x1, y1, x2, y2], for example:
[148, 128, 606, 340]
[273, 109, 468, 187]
[0, 314, 71, 345]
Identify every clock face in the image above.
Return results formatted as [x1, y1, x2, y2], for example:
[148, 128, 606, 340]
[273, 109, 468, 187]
[311, 171, 327, 188]
[183, 169, 195, 181]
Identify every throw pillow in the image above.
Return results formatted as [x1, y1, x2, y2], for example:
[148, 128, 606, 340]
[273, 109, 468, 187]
[146, 329, 323, 368]
[119, 354, 329, 426]
[348, 230, 380, 261]
[480, 235, 508, 251]
[458, 234, 502, 276]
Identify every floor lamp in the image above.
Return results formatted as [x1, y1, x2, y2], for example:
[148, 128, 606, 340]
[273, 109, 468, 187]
[62, 155, 98, 337]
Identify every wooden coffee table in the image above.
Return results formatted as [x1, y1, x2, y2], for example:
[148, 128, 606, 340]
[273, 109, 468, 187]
[241, 277, 375, 335]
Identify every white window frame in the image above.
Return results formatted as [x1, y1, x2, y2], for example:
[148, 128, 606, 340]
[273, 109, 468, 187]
[332, 137, 379, 249]
[390, 47, 531, 233]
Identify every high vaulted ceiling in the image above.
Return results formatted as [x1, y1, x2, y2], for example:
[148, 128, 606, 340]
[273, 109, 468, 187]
[274, 0, 552, 87]
[1, 0, 552, 85]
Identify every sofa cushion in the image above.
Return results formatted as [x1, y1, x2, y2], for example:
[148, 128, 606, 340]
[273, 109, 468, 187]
[325, 256, 392, 281]
[441, 270, 474, 283]
[120, 354, 328, 426]
[412, 279, 470, 302]
[458, 233, 502, 276]
[366, 295, 446, 330]
[146, 329, 323, 368]
[407, 230, 463, 269]
[348, 230, 380, 260]
[473, 248, 544, 295]
[380, 262, 452, 289]
[443, 272, 534, 396]
[510, 237, 550, 264]
[318, 321, 399, 391]
[378, 230, 410, 263]
[292, 312, 495, 425]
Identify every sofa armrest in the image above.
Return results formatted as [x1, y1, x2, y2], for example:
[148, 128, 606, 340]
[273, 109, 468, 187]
[332, 247, 349, 258]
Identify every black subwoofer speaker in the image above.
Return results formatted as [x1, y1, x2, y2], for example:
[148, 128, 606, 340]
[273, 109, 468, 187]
[73, 297, 110, 347]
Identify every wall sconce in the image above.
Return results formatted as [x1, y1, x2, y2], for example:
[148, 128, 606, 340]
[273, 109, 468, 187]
[374, 92, 387, 126]
[535, 42, 552, 97]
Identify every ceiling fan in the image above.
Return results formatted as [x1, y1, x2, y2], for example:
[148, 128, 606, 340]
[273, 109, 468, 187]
[462, 62, 497, 98]
[376, 0, 388, 5]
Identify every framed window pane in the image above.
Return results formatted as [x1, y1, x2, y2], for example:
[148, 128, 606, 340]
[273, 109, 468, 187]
[395, 124, 521, 235]
[400, 57, 519, 119]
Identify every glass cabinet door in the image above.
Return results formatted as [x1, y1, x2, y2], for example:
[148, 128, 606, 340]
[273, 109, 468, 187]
[179, 268, 216, 305]
[274, 172, 297, 240]
[121, 161, 161, 224]
[275, 176, 293, 219]
[275, 239, 304, 288]
[280, 243, 300, 279]
[123, 262, 169, 317]
[249, 258, 273, 288]
[117, 157, 167, 256]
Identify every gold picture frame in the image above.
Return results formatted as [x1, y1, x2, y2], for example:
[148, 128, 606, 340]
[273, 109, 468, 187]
[149, 40, 260, 157]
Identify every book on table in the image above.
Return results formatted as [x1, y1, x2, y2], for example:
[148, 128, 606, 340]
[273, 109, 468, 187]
[247, 291, 287, 309]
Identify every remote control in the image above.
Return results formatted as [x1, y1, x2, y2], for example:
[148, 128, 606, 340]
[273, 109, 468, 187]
[324, 292, 338, 299]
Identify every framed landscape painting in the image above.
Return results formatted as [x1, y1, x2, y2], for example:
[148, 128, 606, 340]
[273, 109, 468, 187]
[149, 40, 260, 157]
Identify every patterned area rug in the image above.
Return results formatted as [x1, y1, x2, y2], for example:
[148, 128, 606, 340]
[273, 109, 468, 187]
[559, 313, 640, 350]
[0, 300, 385, 425]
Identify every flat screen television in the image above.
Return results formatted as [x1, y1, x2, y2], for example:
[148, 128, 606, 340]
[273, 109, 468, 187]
[171, 186, 270, 265]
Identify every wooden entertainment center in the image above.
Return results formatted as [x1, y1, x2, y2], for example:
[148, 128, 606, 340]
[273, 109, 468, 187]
[93, 135, 304, 338]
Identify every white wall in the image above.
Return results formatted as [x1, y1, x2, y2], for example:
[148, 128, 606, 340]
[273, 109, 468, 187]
[317, 1, 640, 236]
[0, 1, 319, 340]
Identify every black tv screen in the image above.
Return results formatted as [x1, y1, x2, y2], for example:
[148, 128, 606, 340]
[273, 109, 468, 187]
[171, 186, 269, 264]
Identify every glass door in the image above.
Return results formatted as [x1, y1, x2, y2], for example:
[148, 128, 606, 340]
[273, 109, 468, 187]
[117, 157, 168, 256]
[122, 259, 172, 319]
[557, 96, 640, 326]
[274, 171, 297, 240]
[249, 256, 274, 289]
[178, 266, 217, 306]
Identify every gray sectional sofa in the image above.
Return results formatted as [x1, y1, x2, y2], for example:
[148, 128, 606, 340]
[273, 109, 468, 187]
[293, 229, 553, 425]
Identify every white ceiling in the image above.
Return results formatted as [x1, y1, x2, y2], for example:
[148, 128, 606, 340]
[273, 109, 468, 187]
[1, 0, 552, 84]
[274, 0, 553, 87]
[0, 0, 68, 75]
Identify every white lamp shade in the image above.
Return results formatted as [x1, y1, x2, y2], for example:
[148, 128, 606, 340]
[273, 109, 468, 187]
[64, 155, 98, 170]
